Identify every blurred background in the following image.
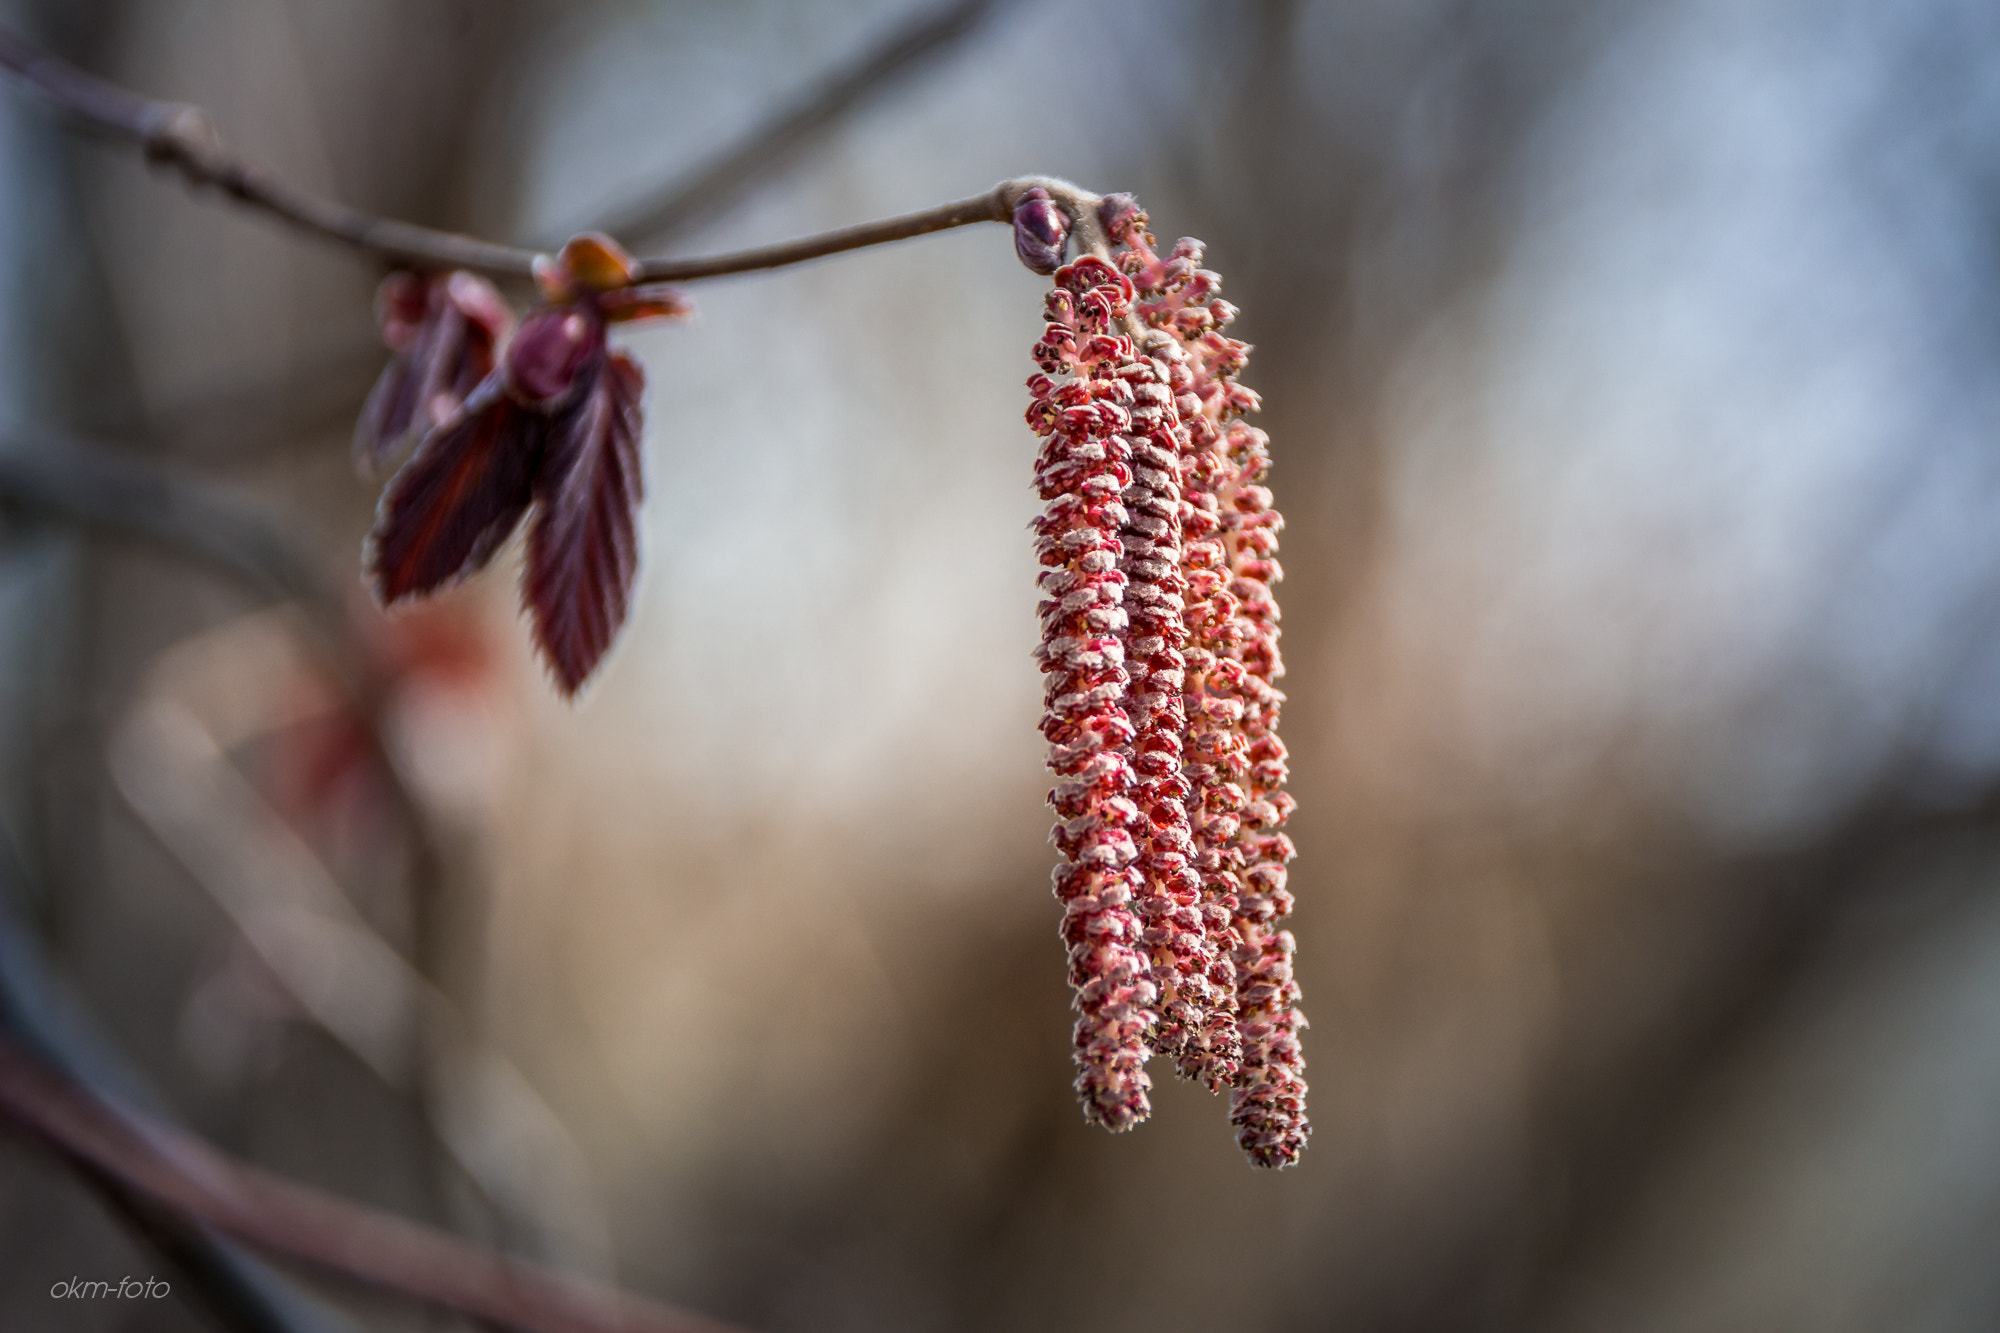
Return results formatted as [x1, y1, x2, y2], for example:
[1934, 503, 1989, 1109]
[4, 0, 2000, 1328]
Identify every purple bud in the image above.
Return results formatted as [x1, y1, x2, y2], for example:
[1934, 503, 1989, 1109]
[1014, 187, 1070, 276]
[505, 305, 603, 407]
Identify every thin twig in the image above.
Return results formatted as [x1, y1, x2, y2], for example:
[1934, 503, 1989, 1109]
[593, 0, 1010, 245]
[0, 26, 536, 277]
[634, 188, 1012, 281]
[82, 0, 1008, 465]
[0, 1035, 742, 1333]
[0, 24, 1032, 284]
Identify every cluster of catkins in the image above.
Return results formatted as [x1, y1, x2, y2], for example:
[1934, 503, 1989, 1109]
[1016, 189, 1306, 1169]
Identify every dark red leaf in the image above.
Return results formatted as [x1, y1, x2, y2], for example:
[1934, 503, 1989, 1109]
[356, 301, 470, 470]
[441, 272, 510, 395]
[355, 272, 512, 474]
[354, 351, 418, 471]
[365, 379, 543, 604]
[522, 351, 645, 696]
[375, 270, 432, 349]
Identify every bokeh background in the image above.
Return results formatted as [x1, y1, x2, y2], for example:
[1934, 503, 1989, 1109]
[5, 0, 2000, 1329]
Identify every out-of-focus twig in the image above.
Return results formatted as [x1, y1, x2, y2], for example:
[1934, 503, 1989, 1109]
[0, 434, 609, 1267]
[0, 24, 1019, 284]
[0, 432, 415, 938]
[592, 0, 1011, 245]
[0, 832, 357, 1333]
[0, 435, 428, 869]
[72, 1177, 342, 1333]
[112, 676, 613, 1273]
[0, 439, 331, 610]
[0, 1034, 743, 1333]
[115, 696, 422, 1083]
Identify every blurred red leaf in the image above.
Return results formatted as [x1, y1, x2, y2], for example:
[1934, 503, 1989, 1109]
[355, 271, 512, 473]
[266, 596, 499, 836]
[366, 382, 542, 604]
[522, 351, 645, 696]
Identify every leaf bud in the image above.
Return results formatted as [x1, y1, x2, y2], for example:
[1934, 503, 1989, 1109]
[1013, 187, 1070, 276]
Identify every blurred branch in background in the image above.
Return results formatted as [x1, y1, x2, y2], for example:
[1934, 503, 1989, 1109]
[0, 435, 611, 1269]
[588, 0, 1013, 246]
[0, 438, 332, 612]
[0, 828, 357, 1333]
[1519, 753, 2000, 1324]
[112, 617, 612, 1274]
[0, 1033, 742, 1333]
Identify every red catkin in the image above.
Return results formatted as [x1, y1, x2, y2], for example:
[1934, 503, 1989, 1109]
[1107, 200, 1308, 1169]
[1026, 197, 1305, 1166]
[1029, 256, 1157, 1131]
[1116, 331, 1228, 1083]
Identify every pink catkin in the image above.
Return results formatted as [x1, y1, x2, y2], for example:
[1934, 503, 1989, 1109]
[1029, 256, 1158, 1131]
[1108, 202, 1309, 1168]
[1117, 332, 1231, 1085]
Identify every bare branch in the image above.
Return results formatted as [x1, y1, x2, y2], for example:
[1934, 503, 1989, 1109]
[0, 24, 1038, 285]
[633, 187, 1012, 281]
[0, 26, 537, 277]
[595, 0, 1012, 246]
[0, 1035, 744, 1333]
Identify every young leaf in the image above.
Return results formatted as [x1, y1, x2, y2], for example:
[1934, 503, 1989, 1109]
[355, 301, 457, 471]
[365, 379, 542, 604]
[355, 272, 512, 474]
[522, 351, 645, 696]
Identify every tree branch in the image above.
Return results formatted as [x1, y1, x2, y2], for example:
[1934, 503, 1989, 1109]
[0, 26, 537, 277]
[633, 187, 1012, 281]
[0, 23, 1053, 285]
[0, 1035, 742, 1333]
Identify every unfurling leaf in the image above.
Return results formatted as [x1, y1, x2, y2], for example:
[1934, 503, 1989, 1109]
[365, 380, 542, 604]
[355, 271, 512, 473]
[523, 351, 645, 697]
